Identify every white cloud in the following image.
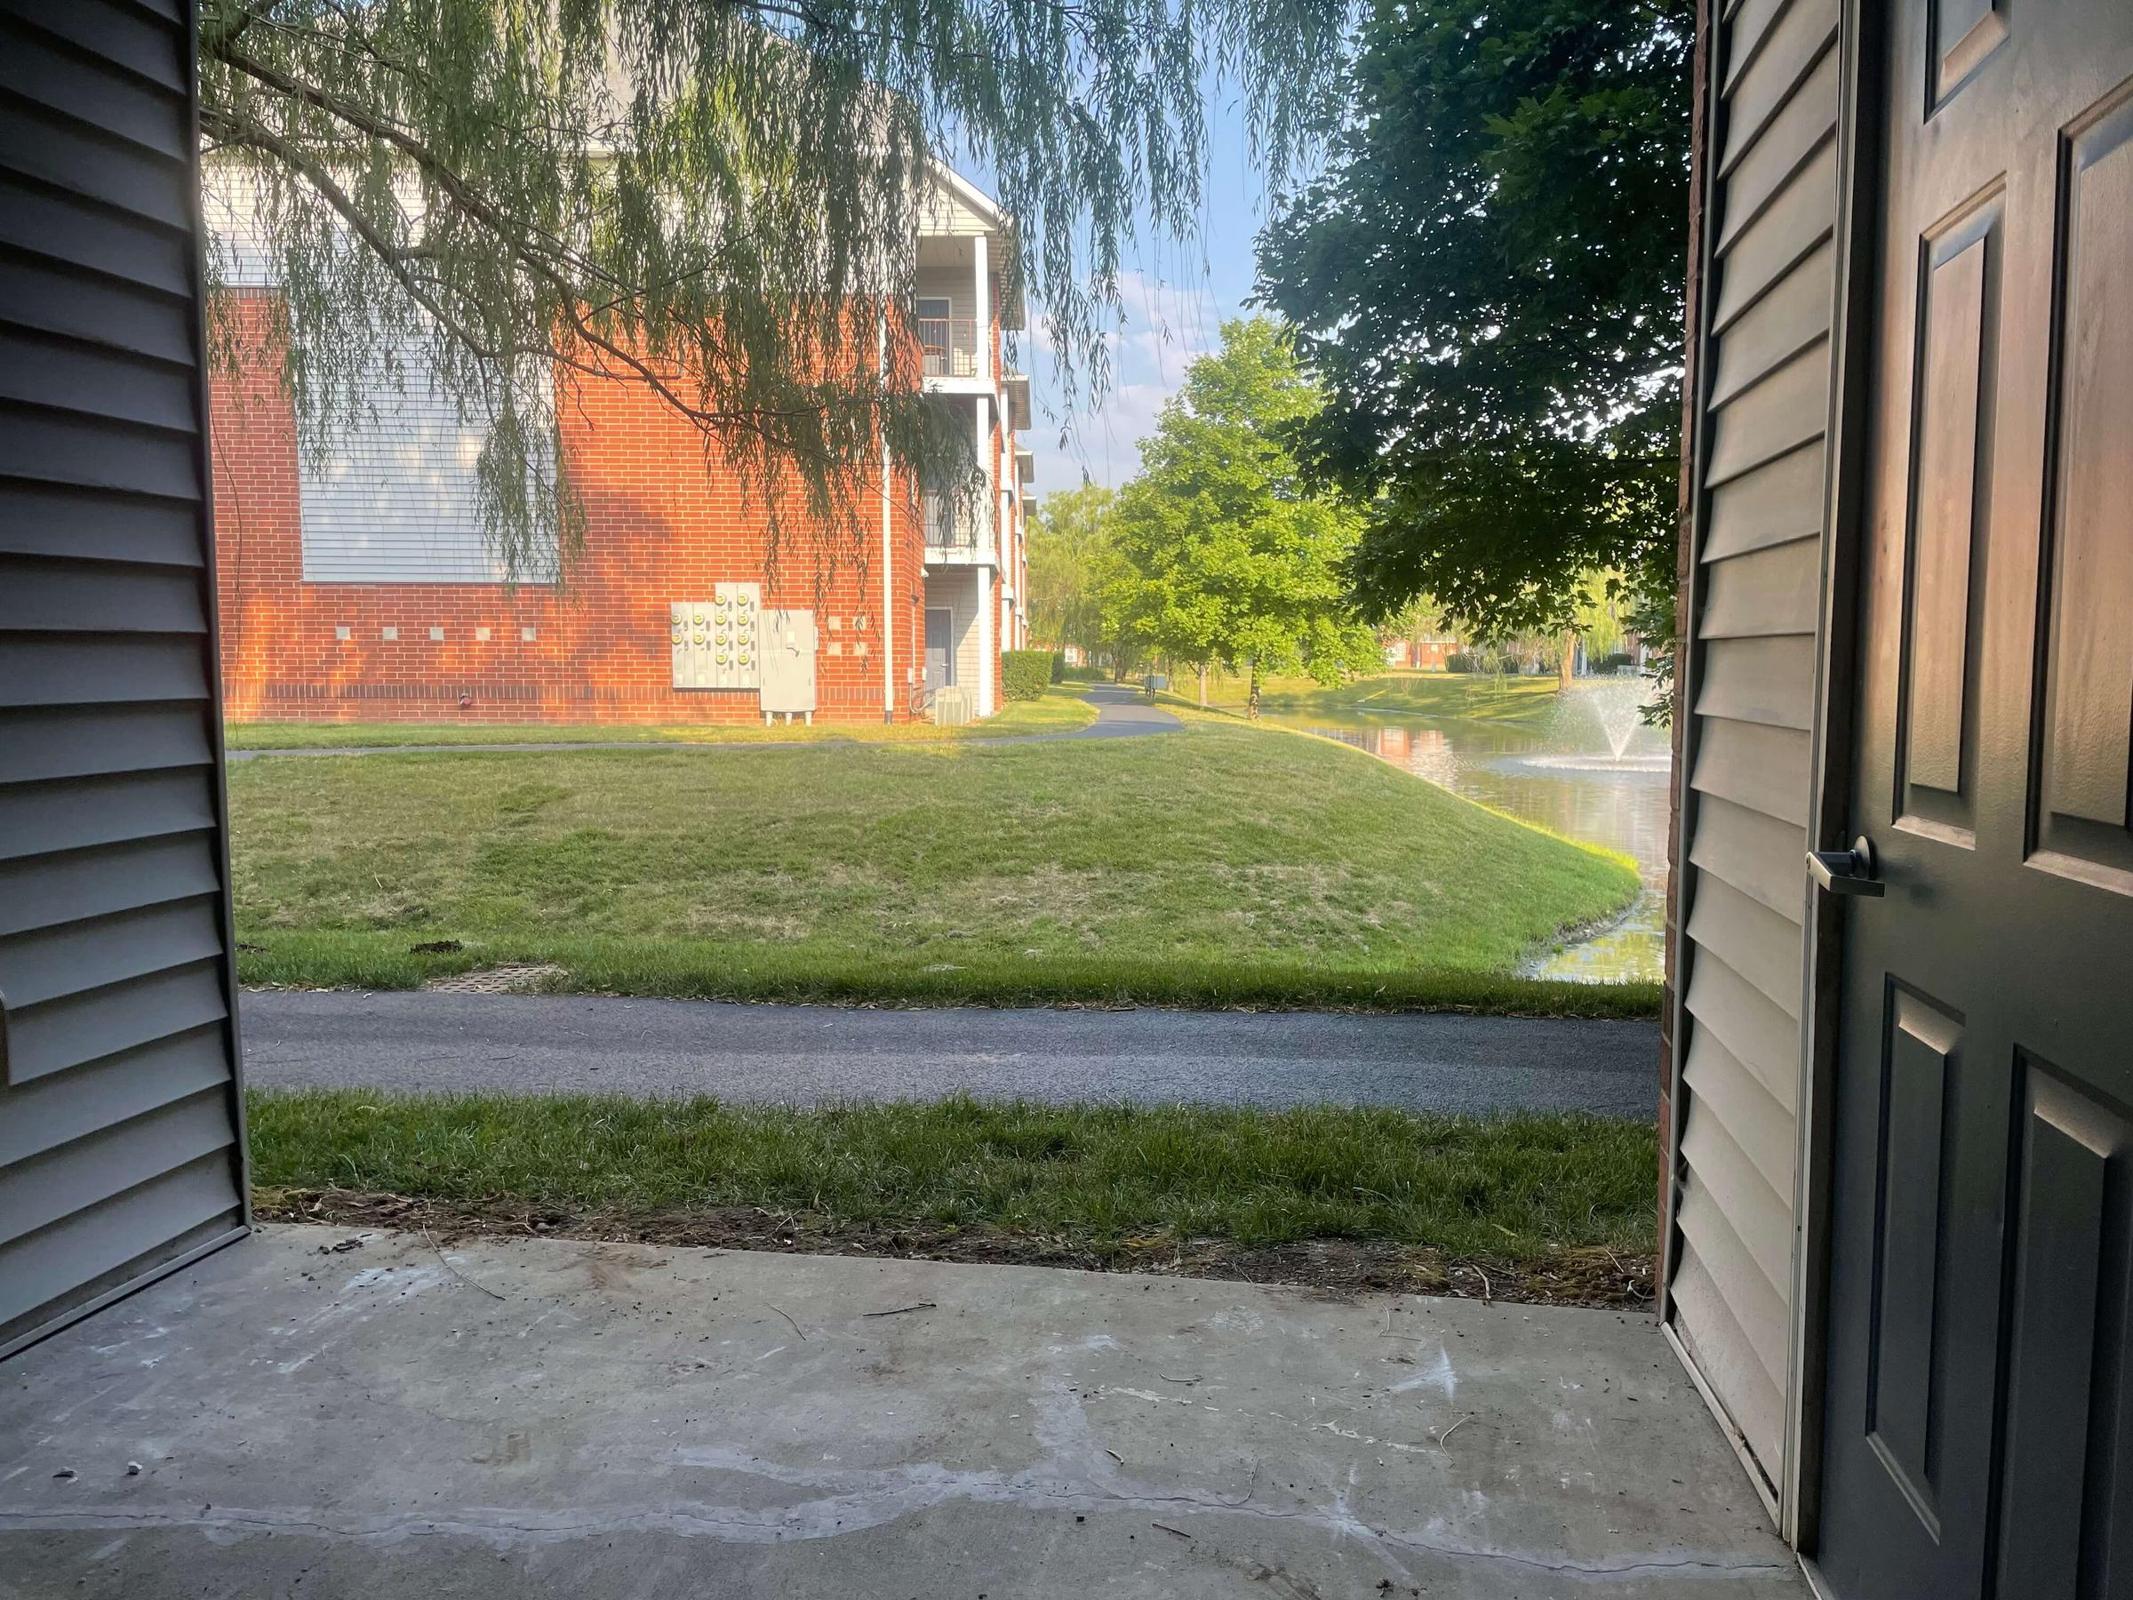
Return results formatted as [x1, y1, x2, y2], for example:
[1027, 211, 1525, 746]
[1023, 268, 1235, 489]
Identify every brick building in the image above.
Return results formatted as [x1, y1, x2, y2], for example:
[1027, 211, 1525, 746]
[208, 165, 1032, 727]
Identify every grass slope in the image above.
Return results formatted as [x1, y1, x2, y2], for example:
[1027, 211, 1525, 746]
[226, 685, 1098, 748]
[248, 1090, 1659, 1300]
[230, 719, 1652, 1013]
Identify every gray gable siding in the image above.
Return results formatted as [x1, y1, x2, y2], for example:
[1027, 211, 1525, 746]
[0, 0, 250, 1357]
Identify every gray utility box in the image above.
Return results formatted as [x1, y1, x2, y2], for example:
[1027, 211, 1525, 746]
[760, 608, 818, 718]
[931, 685, 977, 726]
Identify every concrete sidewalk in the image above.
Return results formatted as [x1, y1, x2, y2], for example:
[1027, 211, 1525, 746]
[0, 1226, 1802, 1598]
[228, 685, 1178, 760]
[240, 989, 1662, 1116]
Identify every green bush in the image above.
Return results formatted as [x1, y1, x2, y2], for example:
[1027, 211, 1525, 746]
[1591, 651, 1637, 674]
[1049, 653, 1067, 683]
[1002, 650, 1057, 702]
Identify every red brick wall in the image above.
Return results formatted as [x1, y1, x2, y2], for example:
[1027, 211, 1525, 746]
[210, 291, 929, 726]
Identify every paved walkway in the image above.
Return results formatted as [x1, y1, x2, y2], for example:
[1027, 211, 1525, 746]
[240, 989, 1659, 1116]
[228, 684, 1178, 759]
[0, 1226, 1804, 1598]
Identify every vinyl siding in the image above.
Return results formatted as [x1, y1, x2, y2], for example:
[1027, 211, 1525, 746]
[924, 565, 981, 691]
[915, 266, 982, 331]
[0, 0, 248, 1354]
[201, 169, 558, 585]
[1665, 0, 1840, 1488]
[293, 331, 559, 584]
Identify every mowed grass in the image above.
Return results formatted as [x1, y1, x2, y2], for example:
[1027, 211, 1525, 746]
[228, 718, 1653, 1013]
[247, 1090, 1659, 1262]
[225, 685, 1098, 748]
[1179, 670, 1564, 726]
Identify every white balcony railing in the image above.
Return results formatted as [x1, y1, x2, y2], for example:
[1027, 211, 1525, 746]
[917, 317, 986, 380]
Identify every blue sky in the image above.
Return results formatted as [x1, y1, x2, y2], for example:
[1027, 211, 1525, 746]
[961, 95, 1271, 494]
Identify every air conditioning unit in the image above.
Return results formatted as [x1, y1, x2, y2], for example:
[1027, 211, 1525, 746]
[932, 685, 977, 727]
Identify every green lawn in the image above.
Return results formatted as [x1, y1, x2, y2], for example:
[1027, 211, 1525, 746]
[248, 1091, 1659, 1301]
[225, 684, 1098, 748]
[229, 716, 1652, 1013]
[1173, 670, 1564, 725]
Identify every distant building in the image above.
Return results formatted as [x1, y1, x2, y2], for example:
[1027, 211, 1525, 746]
[1381, 626, 1460, 671]
[208, 166, 1030, 726]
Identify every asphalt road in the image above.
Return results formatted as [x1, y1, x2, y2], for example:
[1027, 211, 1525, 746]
[239, 989, 1660, 1116]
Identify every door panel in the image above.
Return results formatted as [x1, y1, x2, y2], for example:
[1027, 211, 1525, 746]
[2030, 87, 2133, 894]
[1817, 4, 2133, 1596]
[1895, 195, 1997, 840]
[1994, 1064, 2132, 1591]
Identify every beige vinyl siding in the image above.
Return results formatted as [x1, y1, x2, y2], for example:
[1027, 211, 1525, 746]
[915, 267, 982, 330]
[201, 167, 559, 585]
[924, 567, 981, 691]
[918, 182, 993, 237]
[295, 333, 559, 585]
[1665, 0, 1840, 1487]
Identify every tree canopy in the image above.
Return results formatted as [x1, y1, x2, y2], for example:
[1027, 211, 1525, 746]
[1254, 0, 1693, 639]
[1101, 318, 1380, 712]
[1026, 483, 1121, 662]
[198, 0, 1352, 578]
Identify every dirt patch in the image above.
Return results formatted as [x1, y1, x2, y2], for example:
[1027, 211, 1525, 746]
[423, 962, 568, 994]
[253, 1187, 1656, 1309]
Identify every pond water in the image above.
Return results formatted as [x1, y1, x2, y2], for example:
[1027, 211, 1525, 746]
[1258, 680, 1672, 983]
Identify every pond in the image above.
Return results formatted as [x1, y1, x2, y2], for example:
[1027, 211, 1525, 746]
[1257, 679, 1672, 983]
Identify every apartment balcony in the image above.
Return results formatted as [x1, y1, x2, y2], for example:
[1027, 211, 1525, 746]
[923, 494, 994, 564]
[918, 317, 988, 383]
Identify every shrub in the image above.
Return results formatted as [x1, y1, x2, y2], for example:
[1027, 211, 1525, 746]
[1049, 653, 1066, 683]
[1592, 651, 1637, 674]
[1002, 650, 1056, 702]
[1446, 651, 1488, 674]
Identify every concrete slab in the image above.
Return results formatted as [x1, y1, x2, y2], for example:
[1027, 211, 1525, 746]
[0, 1227, 1804, 1598]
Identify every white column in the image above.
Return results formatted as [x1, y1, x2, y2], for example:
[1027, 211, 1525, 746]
[877, 311, 895, 721]
[974, 396, 993, 558]
[976, 565, 996, 717]
[971, 232, 990, 381]
[975, 394, 996, 716]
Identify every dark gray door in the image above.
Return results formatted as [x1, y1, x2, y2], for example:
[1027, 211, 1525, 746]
[0, 0, 250, 1357]
[924, 606, 954, 691]
[1816, 3, 2133, 1594]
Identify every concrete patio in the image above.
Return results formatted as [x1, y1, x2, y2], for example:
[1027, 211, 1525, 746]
[0, 1227, 1804, 1598]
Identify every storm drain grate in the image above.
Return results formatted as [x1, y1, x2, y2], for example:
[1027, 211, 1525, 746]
[423, 963, 568, 995]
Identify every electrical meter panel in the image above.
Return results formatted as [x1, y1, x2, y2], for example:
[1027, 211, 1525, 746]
[670, 583, 761, 690]
[759, 608, 819, 717]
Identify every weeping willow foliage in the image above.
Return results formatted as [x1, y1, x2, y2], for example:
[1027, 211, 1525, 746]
[197, 0, 1349, 583]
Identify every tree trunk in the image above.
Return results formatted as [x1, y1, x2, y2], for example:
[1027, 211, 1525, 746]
[1558, 629, 1577, 691]
[1197, 662, 1208, 708]
[1247, 658, 1262, 720]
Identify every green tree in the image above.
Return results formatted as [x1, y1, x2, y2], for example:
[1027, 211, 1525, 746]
[1102, 319, 1380, 716]
[198, 0, 1350, 578]
[1255, 0, 1693, 644]
[1027, 484, 1120, 663]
